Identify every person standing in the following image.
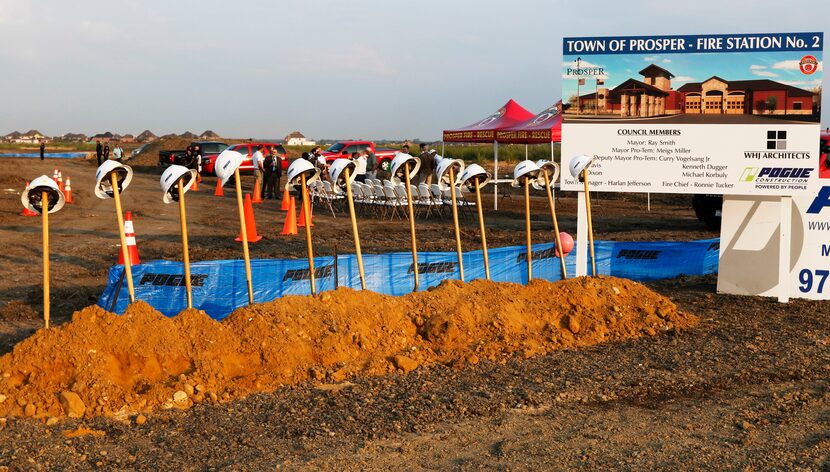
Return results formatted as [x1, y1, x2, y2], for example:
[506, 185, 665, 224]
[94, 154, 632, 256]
[312, 146, 329, 181]
[418, 143, 435, 185]
[193, 144, 202, 174]
[354, 150, 367, 183]
[271, 147, 283, 199]
[262, 148, 277, 199]
[103, 142, 110, 161]
[365, 145, 376, 180]
[39, 140, 45, 160]
[96, 140, 103, 165]
[113, 143, 123, 162]
[251, 145, 265, 187]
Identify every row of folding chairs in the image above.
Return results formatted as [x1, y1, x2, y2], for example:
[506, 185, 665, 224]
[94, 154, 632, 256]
[350, 181, 476, 220]
[307, 177, 477, 220]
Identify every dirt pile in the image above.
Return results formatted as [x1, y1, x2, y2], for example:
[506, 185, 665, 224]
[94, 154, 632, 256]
[0, 276, 697, 420]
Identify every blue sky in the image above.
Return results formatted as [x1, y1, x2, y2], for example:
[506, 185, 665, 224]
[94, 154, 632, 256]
[563, 51, 824, 99]
[0, 0, 827, 140]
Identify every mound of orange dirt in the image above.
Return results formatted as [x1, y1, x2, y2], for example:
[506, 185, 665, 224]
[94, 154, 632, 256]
[0, 276, 697, 420]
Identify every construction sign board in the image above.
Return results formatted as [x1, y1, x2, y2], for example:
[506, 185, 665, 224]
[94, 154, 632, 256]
[560, 32, 824, 196]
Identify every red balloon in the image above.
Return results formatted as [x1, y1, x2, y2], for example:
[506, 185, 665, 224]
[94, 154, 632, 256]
[556, 232, 574, 257]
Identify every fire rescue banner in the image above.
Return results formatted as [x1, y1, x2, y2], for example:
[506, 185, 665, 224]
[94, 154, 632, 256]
[98, 239, 719, 320]
[561, 32, 824, 196]
[719, 187, 830, 300]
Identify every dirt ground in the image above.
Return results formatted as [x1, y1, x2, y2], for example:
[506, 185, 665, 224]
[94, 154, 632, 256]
[2, 156, 828, 470]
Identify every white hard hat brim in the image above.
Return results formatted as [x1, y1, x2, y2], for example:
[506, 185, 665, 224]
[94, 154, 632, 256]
[21, 175, 65, 214]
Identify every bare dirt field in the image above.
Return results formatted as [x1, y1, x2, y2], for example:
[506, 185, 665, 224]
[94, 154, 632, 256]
[1, 155, 828, 470]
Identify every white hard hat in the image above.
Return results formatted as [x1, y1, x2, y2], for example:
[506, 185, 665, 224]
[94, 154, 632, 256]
[390, 153, 421, 184]
[458, 163, 490, 190]
[569, 155, 594, 178]
[160, 165, 198, 204]
[94, 160, 133, 199]
[532, 160, 561, 190]
[214, 149, 244, 187]
[435, 157, 465, 190]
[511, 160, 541, 187]
[287, 158, 319, 188]
[21, 175, 65, 214]
[329, 158, 356, 188]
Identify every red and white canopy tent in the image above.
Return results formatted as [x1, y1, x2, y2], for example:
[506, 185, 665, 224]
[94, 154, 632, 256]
[495, 100, 562, 145]
[442, 99, 534, 210]
[495, 100, 563, 185]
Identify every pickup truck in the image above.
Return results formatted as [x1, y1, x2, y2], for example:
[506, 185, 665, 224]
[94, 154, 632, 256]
[202, 142, 289, 175]
[320, 141, 399, 171]
[159, 141, 228, 170]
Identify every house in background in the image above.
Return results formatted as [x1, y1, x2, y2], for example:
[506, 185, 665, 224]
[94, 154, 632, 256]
[60, 133, 88, 142]
[573, 64, 816, 117]
[13, 130, 48, 143]
[200, 130, 221, 140]
[137, 130, 158, 143]
[284, 131, 316, 146]
[2, 131, 22, 143]
[89, 131, 119, 142]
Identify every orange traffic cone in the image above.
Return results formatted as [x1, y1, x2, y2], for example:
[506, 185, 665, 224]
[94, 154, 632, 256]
[64, 177, 74, 204]
[252, 179, 263, 204]
[297, 195, 314, 228]
[57, 172, 64, 193]
[52, 168, 59, 180]
[20, 181, 38, 216]
[235, 193, 263, 242]
[214, 178, 224, 196]
[280, 196, 298, 235]
[118, 211, 141, 265]
[280, 187, 291, 211]
[191, 175, 199, 191]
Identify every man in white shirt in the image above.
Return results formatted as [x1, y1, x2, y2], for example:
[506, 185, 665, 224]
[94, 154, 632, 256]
[251, 145, 265, 184]
[113, 144, 123, 162]
[354, 151, 368, 183]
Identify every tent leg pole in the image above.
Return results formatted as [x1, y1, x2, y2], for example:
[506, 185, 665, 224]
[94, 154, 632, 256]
[494, 140, 498, 211]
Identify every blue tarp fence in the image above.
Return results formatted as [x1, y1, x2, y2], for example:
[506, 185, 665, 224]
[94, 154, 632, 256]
[98, 238, 720, 320]
[0, 152, 88, 159]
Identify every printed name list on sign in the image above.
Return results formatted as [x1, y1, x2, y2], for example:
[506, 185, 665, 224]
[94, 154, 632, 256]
[560, 32, 824, 196]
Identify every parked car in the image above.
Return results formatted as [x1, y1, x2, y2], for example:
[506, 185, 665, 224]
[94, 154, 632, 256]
[319, 141, 399, 171]
[159, 141, 228, 170]
[129, 143, 150, 159]
[202, 142, 289, 175]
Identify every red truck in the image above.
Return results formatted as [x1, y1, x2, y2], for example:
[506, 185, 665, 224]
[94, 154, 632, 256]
[320, 141, 399, 171]
[201, 142, 289, 175]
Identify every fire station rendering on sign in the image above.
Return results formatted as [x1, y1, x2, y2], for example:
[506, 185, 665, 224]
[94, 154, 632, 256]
[569, 63, 817, 120]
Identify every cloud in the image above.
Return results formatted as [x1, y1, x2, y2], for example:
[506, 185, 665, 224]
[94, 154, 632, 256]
[672, 76, 696, 84]
[662, 58, 671, 63]
[749, 64, 766, 70]
[772, 59, 823, 72]
[643, 56, 659, 61]
[561, 73, 609, 81]
[562, 59, 604, 69]
[750, 67, 779, 78]
[779, 79, 823, 87]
